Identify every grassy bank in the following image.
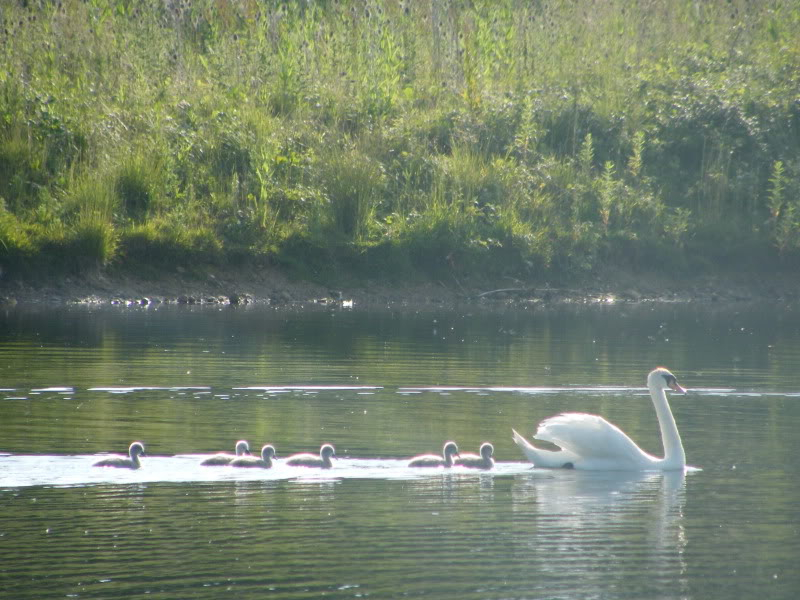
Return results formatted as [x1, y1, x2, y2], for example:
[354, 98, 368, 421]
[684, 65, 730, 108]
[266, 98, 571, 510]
[1, 0, 799, 287]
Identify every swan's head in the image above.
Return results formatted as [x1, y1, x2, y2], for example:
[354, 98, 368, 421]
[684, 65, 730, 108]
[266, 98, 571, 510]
[443, 441, 460, 458]
[479, 442, 494, 459]
[261, 445, 277, 460]
[649, 367, 686, 393]
[129, 442, 146, 458]
[320, 444, 336, 460]
[235, 440, 250, 456]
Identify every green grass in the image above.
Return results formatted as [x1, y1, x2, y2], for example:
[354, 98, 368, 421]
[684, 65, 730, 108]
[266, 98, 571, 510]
[0, 0, 798, 284]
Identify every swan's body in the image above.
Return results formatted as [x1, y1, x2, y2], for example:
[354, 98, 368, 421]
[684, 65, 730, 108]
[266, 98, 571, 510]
[230, 445, 276, 468]
[408, 441, 460, 467]
[455, 442, 495, 469]
[93, 441, 146, 469]
[201, 440, 250, 466]
[285, 444, 336, 469]
[512, 368, 687, 471]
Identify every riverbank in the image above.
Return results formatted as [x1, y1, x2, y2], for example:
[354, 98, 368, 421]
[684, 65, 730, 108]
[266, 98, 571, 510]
[3, 2, 799, 294]
[2, 265, 797, 308]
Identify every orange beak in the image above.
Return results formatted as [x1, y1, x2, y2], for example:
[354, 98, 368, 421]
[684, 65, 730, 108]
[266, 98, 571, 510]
[668, 381, 687, 394]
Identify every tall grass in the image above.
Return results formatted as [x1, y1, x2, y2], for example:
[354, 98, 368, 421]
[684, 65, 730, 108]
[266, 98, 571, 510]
[0, 0, 798, 282]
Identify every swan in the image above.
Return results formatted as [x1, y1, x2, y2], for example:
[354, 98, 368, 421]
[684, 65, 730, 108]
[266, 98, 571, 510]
[408, 441, 460, 467]
[93, 441, 146, 469]
[285, 444, 336, 469]
[230, 445, 277, 468]
[455, 442, 495, 469]
[512, 367, 687, 471]
[201, 440, 251, 466]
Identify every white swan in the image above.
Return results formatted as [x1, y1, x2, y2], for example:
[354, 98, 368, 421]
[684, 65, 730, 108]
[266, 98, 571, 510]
[408, 441, 460, 467]
[285, 444, 336, 469]
[230, 445, 277, 468]
[455, 442, 495, 469]
[93, 441, 146, 469]
[512, 367, 687, 471]
[201, 440, 251, 466]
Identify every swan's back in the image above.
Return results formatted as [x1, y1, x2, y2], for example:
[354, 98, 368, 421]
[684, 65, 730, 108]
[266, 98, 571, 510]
[201, 440, 251, 466]
[454, 453, 494, 469]
[230, 445, 276, 469]
[408, 441, 459, 467]
[93, 455, 137, 469]
[454, 442, 494, 469]
[536, 413, 654, 469]
[285, 444, 335, 468]
[408, 453, 446, 467]
[93, 442, 145, 469]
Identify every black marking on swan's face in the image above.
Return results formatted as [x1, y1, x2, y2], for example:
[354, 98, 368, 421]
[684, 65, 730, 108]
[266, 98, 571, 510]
[658, 369, 686, 393]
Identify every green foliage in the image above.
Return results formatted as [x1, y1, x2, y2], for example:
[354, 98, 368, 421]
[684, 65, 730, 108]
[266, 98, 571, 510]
[0, 0, 798, 283]
[121, 220, 222, 267]
[315, 147, 386, 243]
[767, 161, 800, 258]
[0, 206, 37, 270]
[58, 218, 118, 269]
[114, 150, 168, 221]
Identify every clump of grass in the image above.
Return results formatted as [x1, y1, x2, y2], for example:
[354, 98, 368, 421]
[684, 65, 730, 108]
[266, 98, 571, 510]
[0, 205, 38, 274]
[314, 147, 386, 243]
[121, 220, 222, 268]
[0, 132, 41, 214]
[53, 172, 119, 268]
[115, 153, 161, 222]
[60, 218, 118, 269]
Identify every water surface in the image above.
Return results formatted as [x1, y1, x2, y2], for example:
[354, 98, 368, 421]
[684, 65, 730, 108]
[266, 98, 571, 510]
[1, 302, 799, 599]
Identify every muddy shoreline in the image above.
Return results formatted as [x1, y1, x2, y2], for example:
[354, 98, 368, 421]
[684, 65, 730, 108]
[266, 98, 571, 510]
[1, 265, 798, 308]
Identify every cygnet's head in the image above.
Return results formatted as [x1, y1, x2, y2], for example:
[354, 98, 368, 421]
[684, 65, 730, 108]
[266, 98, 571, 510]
[649, 367, 686, 393]
[129, 441, 146, 458]
[261, 445, 277, 460]
[443, 441, 459, 458]
[235, 440, 250, 456]
[320, 444, 336, 459]
[479, 442, 494, 459]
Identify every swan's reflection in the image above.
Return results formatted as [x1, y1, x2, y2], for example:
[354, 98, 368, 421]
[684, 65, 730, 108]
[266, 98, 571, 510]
[512, 469, 688, 595]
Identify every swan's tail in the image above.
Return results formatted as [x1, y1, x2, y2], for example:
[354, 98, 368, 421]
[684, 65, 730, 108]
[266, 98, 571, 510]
[512, 428, 573, 468]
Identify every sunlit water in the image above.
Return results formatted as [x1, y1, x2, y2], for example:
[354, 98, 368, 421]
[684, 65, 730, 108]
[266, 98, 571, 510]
[1, 302, 799, 599]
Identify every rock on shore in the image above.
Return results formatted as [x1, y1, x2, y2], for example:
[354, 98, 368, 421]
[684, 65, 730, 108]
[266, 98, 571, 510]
[0, 265, 797, 308]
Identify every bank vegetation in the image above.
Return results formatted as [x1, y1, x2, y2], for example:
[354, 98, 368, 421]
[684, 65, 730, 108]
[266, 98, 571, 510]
[1, 0, 798, 286]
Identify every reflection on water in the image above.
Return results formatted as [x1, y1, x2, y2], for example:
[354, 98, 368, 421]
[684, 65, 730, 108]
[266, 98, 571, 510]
[510, 469, 690, 599]
[0, 453, 536, 488]
[1, 303, 800, 599]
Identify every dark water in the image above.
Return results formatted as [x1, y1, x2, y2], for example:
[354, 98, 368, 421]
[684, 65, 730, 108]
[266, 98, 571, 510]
[1, 301, 799, 599]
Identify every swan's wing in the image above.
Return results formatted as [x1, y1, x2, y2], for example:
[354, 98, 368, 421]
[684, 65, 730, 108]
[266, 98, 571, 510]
[511, 428, 579, 468]
[535, 413, 651, 466]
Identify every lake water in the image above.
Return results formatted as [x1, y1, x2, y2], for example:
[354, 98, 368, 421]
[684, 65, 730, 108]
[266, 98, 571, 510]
[1, 300, 799, 599]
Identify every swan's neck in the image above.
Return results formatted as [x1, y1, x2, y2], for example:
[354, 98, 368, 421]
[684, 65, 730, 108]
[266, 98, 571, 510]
[650, 383, 685, 468]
